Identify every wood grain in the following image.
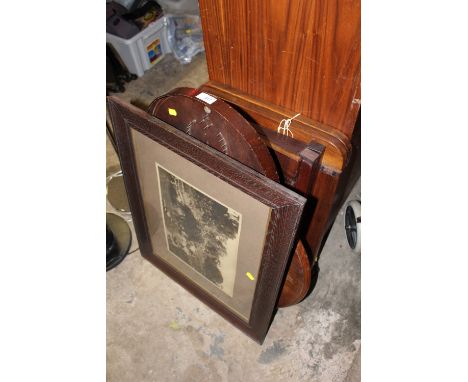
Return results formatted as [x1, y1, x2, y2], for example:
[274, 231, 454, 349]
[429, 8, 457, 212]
[107, 95, 306, 344]
[147, 87, 279, 181]
[146, 88, 324, 307]
[199, 82, 351, 170]
[197, 0, 361, 291]
[198, 0, 361, 138]
[277, 240, 311, 307]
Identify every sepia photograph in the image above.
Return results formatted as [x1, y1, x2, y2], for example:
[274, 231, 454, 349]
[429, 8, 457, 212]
[156, 164, 241, 297]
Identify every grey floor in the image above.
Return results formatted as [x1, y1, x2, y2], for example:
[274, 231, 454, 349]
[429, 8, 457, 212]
[106, 53, 361, 382]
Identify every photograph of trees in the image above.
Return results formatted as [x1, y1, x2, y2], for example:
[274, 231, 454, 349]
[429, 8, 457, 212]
[157, 165, 241, 295]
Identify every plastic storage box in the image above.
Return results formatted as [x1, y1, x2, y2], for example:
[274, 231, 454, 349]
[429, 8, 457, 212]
[157, 0, 200, 15]
[106, 17, 170, 77]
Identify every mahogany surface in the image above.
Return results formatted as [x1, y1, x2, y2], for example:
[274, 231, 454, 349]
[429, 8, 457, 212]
[108, 96, 306, 343]
[197, 0, 361, 271]
[198, 0, 361, 139]
[199, 82, 350, 170]
[147, 87, 279, 181]
[277, 241, 310, 307]
[147, 88, 323, 306]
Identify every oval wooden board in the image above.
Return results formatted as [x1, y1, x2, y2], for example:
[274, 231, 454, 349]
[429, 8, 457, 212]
[147, 87, 311, 307]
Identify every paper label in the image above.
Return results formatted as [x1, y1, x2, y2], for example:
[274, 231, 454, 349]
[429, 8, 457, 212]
[196, 92, 217, 105]
[147, 39, 162, 65]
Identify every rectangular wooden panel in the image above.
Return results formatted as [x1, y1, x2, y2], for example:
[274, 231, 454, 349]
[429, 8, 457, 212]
[107, 95, 306, 343]
[199, 0, 361, 138]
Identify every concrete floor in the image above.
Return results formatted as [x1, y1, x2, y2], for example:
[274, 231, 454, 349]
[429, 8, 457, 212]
[106, 53, 361, 382]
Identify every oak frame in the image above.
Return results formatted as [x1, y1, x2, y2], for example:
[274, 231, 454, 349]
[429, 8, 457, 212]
[107, 96, 306, 343]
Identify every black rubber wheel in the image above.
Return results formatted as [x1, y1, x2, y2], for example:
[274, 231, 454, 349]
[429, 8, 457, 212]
[344, 200, 361, 253]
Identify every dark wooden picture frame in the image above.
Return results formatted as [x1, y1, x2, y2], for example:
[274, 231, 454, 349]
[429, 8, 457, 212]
[107, 96, 306, 343]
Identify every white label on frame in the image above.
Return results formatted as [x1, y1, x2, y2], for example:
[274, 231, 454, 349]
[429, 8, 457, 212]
[196, 92, 217, 105]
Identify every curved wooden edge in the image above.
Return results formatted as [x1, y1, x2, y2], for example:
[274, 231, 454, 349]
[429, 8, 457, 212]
[147, 87, 280, 182]
[200, 81, 352, 171]
[277, 241, 312, 307]
[108, 95, 307, 344]
[148, 90, 323, 308]
[147, 86, 198, 113]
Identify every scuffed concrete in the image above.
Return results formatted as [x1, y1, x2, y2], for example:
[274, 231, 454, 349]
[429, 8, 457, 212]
[107, 53, 361, 381]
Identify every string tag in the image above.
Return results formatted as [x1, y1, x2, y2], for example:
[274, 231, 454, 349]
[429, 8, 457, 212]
[277, 113, 300, 138]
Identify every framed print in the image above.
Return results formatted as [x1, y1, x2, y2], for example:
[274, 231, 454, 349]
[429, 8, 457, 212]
[107, 96, 306, 343]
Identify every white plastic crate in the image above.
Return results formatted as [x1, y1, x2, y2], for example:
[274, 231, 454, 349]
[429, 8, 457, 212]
[106, 17, 170, 77]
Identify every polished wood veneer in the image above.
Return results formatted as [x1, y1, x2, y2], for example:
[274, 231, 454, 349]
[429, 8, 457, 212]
[198, 0, 361, 303]
[199, 0, 361, 139]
